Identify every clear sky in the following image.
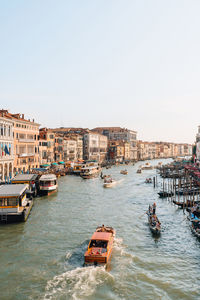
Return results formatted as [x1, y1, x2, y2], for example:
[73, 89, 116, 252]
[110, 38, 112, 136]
[0, 0, 199, 143]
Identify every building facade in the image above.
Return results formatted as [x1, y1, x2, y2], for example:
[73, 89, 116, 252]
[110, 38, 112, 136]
[92, 127, 137, 161]
[0, 116, 14, 181]
[83, 133, 108, 162]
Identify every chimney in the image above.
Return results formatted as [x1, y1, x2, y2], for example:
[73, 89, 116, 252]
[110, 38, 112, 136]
[33, 119, 34, 123]
[22, 114, 24, 119]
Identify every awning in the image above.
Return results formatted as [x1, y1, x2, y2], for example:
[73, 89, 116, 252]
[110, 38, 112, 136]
[41, 164, 50, 167]
[52, 163, 58, 166]
[58, 161, 65, 164]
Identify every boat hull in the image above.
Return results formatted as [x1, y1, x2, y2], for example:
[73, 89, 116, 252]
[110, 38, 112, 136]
[0, 200, 33, 224]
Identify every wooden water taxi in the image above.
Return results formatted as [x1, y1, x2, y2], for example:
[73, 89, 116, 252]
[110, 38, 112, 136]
[84, 225, 115, 266]
[39, 174, 58, 196]
[120, 169, 128, 175]
[145, 178, 152, 183]
[0, 184, 33, 224]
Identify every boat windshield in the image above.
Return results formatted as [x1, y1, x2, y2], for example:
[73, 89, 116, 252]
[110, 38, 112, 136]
[89, 240, 108, 248]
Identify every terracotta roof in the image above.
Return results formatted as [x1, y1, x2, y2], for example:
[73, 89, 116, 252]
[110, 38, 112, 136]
[91, 232, 112, 241]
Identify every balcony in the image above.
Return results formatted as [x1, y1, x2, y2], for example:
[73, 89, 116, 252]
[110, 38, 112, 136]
[18, 153, 34, 158]
[18, 139, 35, 143]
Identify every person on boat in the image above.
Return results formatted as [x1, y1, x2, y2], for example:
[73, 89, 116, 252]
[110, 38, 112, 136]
[101, 224, 106, 232]
[153, 203, 156, 214]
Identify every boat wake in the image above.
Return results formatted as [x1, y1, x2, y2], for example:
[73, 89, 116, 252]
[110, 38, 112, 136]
[44, 265, 114, 300]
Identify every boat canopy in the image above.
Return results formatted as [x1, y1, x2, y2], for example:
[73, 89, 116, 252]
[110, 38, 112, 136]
[41, 164, 50, 167]
[91, 232, 112, 241]
[12, 174, 38, 183]
[0, 184, 28, 198]
[39, 174, 57, 181]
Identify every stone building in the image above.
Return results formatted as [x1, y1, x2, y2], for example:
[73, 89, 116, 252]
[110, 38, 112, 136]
[83, 132, 108, 162]
[39, 128, 55, 165]
[92, 127, 137, 161]
[0, 110, 40, 174]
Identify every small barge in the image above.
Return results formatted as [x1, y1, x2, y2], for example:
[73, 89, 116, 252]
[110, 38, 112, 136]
[0, 184, 33, 224]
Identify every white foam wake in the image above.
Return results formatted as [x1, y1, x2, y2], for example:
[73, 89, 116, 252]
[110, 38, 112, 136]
[44, 266, 114, 300]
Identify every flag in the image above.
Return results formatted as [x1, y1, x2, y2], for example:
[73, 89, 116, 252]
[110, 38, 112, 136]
[4, 145, 10, 155]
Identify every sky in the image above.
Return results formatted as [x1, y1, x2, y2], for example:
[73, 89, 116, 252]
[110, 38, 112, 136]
[0, 0, 200, 144]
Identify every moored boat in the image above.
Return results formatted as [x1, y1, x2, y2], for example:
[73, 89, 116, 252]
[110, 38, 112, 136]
[39, 174, 58, 196]
[137, 168, 142, 174]
[84, 225, 115, 266]
[158, 191, 174, 198]
[0, 184, 33, 224]
[188, 213, 200, 238]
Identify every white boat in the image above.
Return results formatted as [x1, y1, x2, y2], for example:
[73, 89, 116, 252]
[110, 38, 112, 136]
[39, 174, 58, 195]
[103, 178, 117, 188]
[80, 162, 101, 179]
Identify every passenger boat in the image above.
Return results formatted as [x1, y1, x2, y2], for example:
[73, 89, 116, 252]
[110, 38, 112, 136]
[120, 169, 128, 175]
[73, 162, 83, 175]
[0, 184, 33, 224]
[84, 225, 115, 266]
[146, 206, 161, 235]
[39, 174, 58, 195]
[11, 174, 39, 197]
[80, 162, 101, 179]
[103, 178, 117, 188]
[158, 191, 174, 198]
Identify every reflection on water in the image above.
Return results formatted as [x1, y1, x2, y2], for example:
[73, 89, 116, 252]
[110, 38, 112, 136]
[0, 159, 200, 300]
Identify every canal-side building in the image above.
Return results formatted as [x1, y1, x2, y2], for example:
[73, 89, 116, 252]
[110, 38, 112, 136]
[39, 128, 55, 165]
[92, 127, 137, 161]
[0, 115, 14, 182]
[54, 134, 64, 162]
[83, 132, 108, 162]
[0, 110, 40, 174]
[63, 138, 77, 161]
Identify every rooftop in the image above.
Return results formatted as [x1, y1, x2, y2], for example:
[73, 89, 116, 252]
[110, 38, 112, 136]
[0, 184, 28, 197]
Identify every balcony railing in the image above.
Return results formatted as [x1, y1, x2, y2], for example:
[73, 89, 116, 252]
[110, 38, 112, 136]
[18, 153, 34, 158]
[18, 139, 35, 143]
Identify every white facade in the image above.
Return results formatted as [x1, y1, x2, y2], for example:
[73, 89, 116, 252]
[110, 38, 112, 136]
[0, 117, 14, 182]
[63, 139, 77, 161]
[83, 133, 107, 162]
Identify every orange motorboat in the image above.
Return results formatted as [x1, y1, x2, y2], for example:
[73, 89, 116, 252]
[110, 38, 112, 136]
[84, 225, 115, 266]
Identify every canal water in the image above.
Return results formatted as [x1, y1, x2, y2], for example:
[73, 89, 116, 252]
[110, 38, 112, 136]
[0, 159, 200, 300]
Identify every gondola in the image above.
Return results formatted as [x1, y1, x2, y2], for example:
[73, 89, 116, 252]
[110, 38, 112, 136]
[187, 214, 200, 238]
[158, 191, 174, 198]
[173, 200, 200, 208]
[146, 206, 161, 235]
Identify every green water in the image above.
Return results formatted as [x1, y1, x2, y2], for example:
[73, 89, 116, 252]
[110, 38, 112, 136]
[0, 159, 199, 300]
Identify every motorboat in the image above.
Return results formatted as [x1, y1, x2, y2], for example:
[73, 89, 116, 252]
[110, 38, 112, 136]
[84, 225, 115, 266]
[120, 169, 128, 175]
[103, 178, 117, 188]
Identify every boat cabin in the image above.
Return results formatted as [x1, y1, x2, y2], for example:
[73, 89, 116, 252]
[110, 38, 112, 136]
[11, 174, 39, 197]
[0, 184, 33, 223]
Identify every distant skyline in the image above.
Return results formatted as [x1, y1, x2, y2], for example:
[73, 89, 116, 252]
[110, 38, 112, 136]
[1, 0, 200, 144]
